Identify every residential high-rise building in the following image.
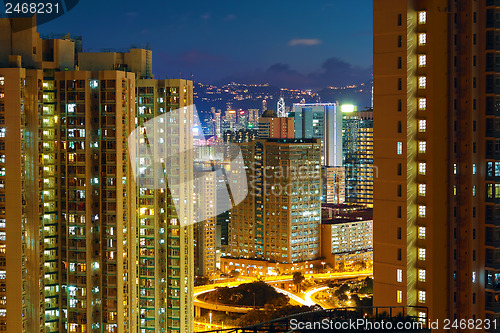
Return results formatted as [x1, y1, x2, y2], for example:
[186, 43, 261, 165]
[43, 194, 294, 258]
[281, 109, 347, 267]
[373, 0, 499, 326]
[0, 16, 195, 333]
[343, 107, 373, 205]
[290, 103, 342, 166]
[133, 78, 194, 333]
[194, 170, 217, 277]
[257, 110, 294, 139]
[230, 138, 322, 263]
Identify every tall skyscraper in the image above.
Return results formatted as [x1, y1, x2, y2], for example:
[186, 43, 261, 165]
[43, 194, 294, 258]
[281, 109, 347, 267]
[230, 138, 322, 263]
[343, 107, 373, 206]
[0, 17, 195, 333]
[290, 103, 343, 166]
[373, 0, 499, 325]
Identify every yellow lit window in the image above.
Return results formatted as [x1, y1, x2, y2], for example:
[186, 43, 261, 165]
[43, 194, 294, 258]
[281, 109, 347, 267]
[418, 98, 427, 110]
[418, 141, 427, 153]
[418, 269, 426, 282]
[418, 226, 426, 239]
[419, 55, 427, 67]
[419, 119, 426, 132]
[419, 33, 427, 45]
[397, 290, 403, 303]
[418, 184, 426, 196]
[418, 162, 426, 175]
[418, 248, 426, 260]
[418, 76, 427, 89]
[419, 11, 427, 24]
[418, 205, 426, 218]
[418, 290, 426, 303]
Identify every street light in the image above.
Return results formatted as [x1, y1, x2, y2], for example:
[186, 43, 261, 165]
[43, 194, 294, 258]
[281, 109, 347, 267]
[321, 262, 326, 272]
[209, 312, 212, 328]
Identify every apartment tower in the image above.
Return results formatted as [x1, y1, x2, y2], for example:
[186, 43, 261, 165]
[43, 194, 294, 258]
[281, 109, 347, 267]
[374, 0, 499, 328]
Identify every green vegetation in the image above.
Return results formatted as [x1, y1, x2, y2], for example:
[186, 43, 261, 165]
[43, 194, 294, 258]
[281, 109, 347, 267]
[292, 271, 305, 292]
[200, 281, 288, 307]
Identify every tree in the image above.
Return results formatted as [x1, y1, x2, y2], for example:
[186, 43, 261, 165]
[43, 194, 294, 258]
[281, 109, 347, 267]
[229, 269, 240, 279]
[292, 272, 305, 292]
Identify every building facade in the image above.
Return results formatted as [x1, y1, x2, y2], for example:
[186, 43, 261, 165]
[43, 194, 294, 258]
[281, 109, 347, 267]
[373, 0, 499, 327]
[0, 17, 195, 333]
[230, 138, 322, 264]
[343, 108, 373, 205]
[290, 103, 342, 166]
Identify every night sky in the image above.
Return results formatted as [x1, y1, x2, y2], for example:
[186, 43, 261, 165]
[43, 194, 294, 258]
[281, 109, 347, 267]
[37, 0, 373, 89]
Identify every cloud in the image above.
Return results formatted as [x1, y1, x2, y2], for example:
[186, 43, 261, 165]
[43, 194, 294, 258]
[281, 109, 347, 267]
[201, 13, 211, 20]
[224, 14, 237, 21]
[288, 38, 322, 46]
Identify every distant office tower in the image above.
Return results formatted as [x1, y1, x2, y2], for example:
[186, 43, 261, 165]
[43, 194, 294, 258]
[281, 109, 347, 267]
[321, 204, 373, 270]
[225, 109, 236, 131]
[247, 108, 260, 128]
[257, 110, 294, 139]
[0, 16, 195, 333]
[321, 166, 345, 204]
[342, 107, 373, 205]
[277, 97, 286, 117]
[230, 139, 322, 263]
[194, 169, 217, 277]
[214, 111, 222, 138]
[236, 110, 246, 130]
[374, 0, 499, 325]
[290, 103, 342, 166]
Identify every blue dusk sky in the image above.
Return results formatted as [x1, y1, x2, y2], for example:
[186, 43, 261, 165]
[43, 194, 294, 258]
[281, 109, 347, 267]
[37, 0, 373, 89]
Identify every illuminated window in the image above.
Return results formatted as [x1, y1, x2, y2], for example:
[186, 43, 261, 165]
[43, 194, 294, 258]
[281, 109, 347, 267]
[418, 98, 427, 110]
[397, 290, 403, 303]
[473, 186, 476, 197]
[0, 128, 4, 138]
[418, 290, 426, 303]
[418, 205, 426, 218]
[0, 77, 4, 85]
[419, 55, 427, 67]
[454, 185, 457, 196]
[418, 162, 426, 175]
[418, 184, 426, 196]
[397, 142, 403, 155]
[418, 248, 426, 261]
[472, 271, 476, 283]
[496, 184, 500, 198]
[418, 141, 427, 153]
[418, 226, 426, 239]
[418, 76, 427, 89]
[472, 163, 476, 175]
[419, 11, 427, 24]
[418, 269, 426, 282]
[419, 33, 427, 45]
[397, 269, 403, 282]
[419, 119, 426, 132]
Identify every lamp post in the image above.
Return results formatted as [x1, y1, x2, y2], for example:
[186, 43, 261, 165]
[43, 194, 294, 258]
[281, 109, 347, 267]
[209, 311, 212, 328]
[321, 261, 326, 272]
